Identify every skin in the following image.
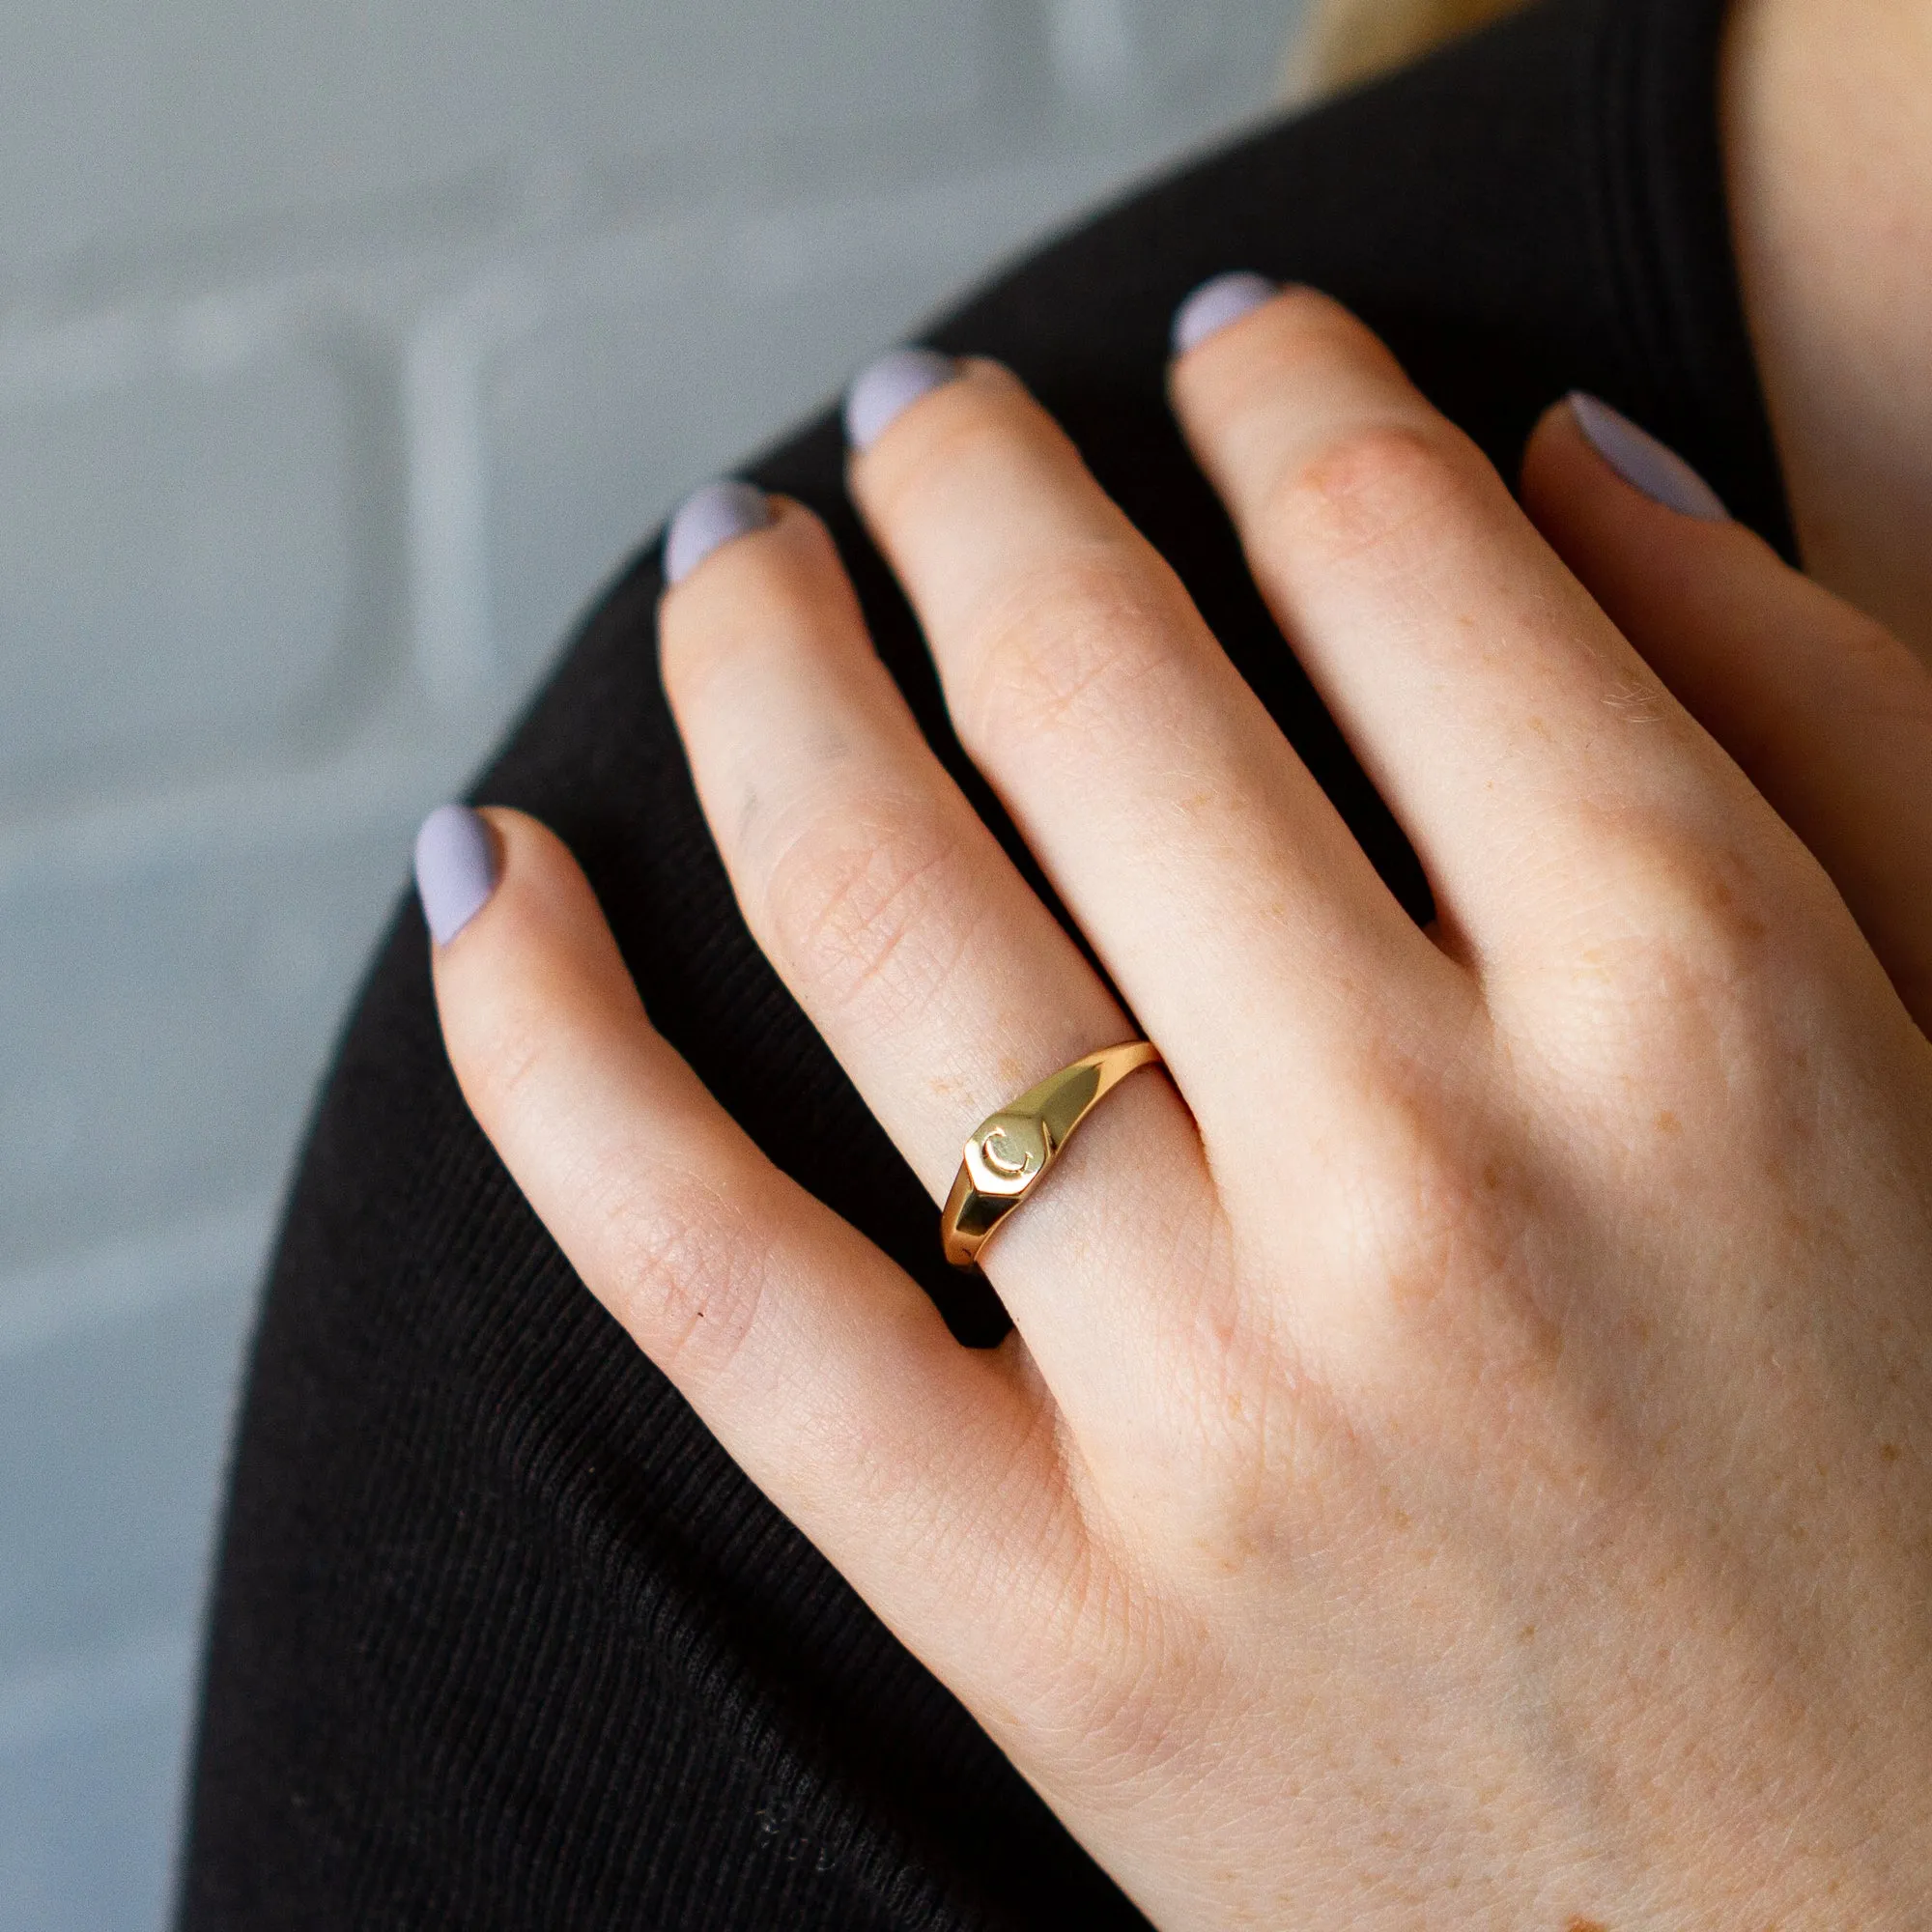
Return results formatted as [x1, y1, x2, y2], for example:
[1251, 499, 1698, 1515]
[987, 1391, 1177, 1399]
[418, 8, 1932, 1917]
[1723, 0, 1932, 663]
[426, 286, 1932, 1926]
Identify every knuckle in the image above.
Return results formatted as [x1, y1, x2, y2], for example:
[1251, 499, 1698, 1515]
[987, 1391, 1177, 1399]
[1583, 827, 1815, 1045]
[757, 787, 971, 1027]
[597, 1164, 773, 1379]
[1364, 1104, 1510, 1273]
[454, 964, 570, 1135]
[954, 548, 1178, 758]
[458, 999, 548, 1126]
[1264, 418, 1480, 572]
[1633, 838, 1781, 970]
[1520, 822, 1849, 1154]
[1314, 1077, 1568, 1385]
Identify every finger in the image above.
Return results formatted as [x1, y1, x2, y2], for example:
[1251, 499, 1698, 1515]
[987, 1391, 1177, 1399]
[659, 494, 1221, 1408]
[421, 805, 1066, 1652]
[1521, 395, 1932, 1029]
[1169, 284, 1784, 978]
[840, 355, 1465, 1195]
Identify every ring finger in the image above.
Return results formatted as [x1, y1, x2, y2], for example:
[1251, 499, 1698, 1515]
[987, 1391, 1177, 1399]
[659, 492, 1218, 1409]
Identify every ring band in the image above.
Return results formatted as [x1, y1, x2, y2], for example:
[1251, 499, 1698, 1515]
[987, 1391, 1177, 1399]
[942, 1041, 1162, 1270]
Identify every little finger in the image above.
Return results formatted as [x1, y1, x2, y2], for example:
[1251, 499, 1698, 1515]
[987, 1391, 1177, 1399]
[419, 804, 1067, 1655]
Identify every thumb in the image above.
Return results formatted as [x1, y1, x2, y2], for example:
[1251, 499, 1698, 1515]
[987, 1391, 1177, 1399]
[1521, 394, 1932, 1032]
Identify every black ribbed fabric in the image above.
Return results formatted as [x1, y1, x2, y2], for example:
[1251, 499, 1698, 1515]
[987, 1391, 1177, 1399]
[179, 2, 1790, 1924]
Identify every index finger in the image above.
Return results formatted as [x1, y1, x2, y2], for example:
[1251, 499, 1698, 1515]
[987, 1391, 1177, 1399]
[1169, 282, 1789, 979]
[1521, 396, 1932, 1030]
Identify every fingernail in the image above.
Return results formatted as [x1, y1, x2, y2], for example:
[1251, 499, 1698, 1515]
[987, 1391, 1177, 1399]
[414, 804, 498, 947]
[1566, 394, 1729, 522]
[843, 347, 959, 452]
[1172, 271, 1279, 357]
[664, 479, 773, 585]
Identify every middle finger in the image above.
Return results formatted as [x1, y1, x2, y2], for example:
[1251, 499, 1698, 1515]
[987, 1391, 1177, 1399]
[846, 356, 1469, 1169]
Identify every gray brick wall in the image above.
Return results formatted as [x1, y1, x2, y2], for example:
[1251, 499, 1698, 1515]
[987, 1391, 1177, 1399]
[0, 4, 1298, 1922]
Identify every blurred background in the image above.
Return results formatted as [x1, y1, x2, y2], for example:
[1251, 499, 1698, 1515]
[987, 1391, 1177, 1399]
[0, 1, 1339, 1924]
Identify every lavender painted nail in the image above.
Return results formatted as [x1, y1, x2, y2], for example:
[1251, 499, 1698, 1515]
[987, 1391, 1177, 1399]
[664, 480, 773, 586]
[843, 347, 959, 451]
[1172, 271, 1279, 357]
[1567, 393, 1729, 523]
[414, 804, 498, 947]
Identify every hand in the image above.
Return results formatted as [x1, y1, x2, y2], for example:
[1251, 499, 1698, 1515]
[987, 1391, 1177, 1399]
[419, 287, 1932, 1926]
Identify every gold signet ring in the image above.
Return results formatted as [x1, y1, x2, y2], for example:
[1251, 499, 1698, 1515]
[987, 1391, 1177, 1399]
[942, 1041, 1162, 1270]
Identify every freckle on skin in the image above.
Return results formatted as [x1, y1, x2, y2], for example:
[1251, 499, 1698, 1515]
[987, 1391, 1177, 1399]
[1702, 870, 1769, 940]
[1882, 1443, 1902, 1463]
[1655, 1110, 1680, 1135]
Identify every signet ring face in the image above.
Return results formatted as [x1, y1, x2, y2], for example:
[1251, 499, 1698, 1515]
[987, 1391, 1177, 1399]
[964, 1114, 1051, 1197]
[941, 1042, 1162, 1271]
